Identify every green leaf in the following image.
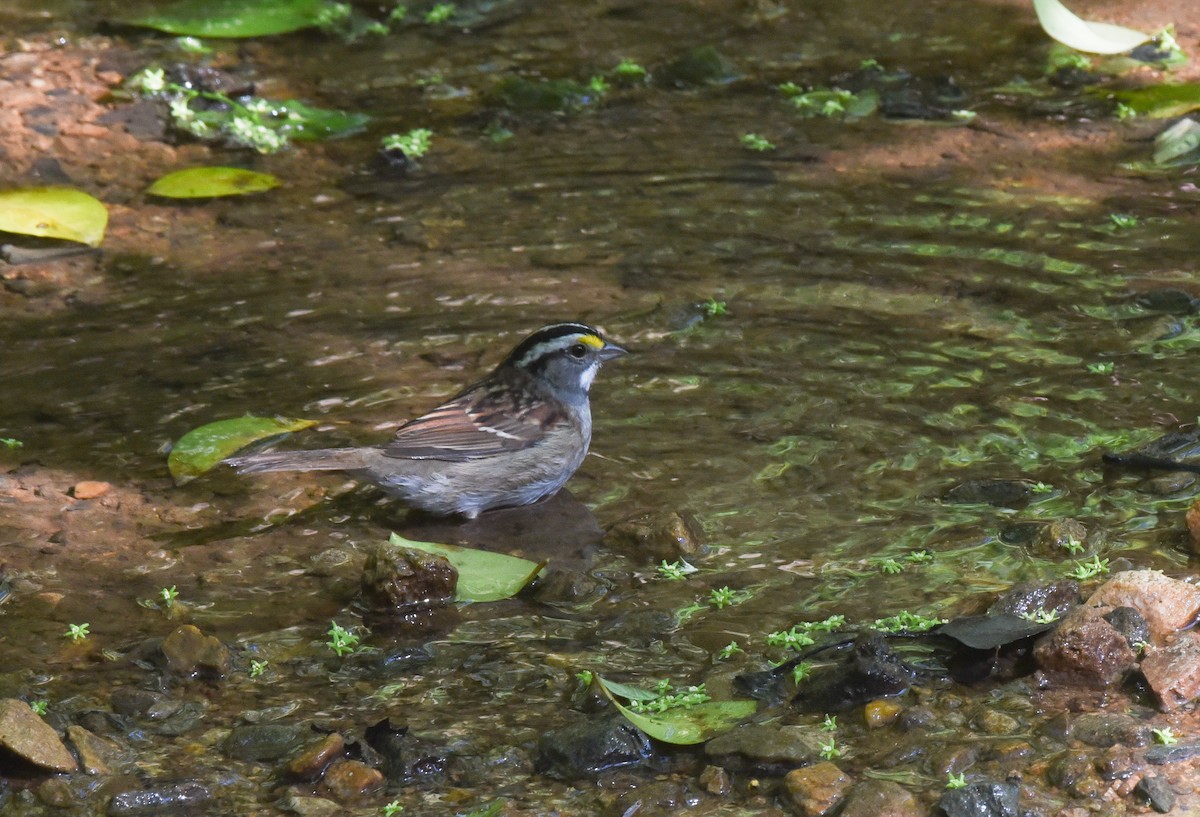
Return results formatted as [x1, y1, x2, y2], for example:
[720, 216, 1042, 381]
[272, 100, 371, 141]
[168, 416, 317, 484]
[1111, 84, 1200, 119]
[1031, 0, 1151, 55]
[595, 675, 757, 745]
[1154, 118, 1200, 166]
[127, 0, 330, 38]
[387, 533, 544, 602]
[148, 167, 281, 198]
[0, 187, 108, 247]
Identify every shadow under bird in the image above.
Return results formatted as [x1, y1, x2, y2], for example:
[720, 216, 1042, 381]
[227, 322, 627, 519]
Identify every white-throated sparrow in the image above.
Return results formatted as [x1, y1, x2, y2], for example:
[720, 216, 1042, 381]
[228, 322, 627, 518]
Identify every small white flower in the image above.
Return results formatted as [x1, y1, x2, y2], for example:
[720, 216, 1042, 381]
[136, 67, 166, 94]
[168, 96, 195, 123]
[183, 119, 211, 137]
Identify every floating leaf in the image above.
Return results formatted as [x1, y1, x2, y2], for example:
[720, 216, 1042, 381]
[148, 167, 281, 199]
[127, 0, 330, 38]
[0, 187, 108, 247]
[387, 533, 544, 603]
[271, 100, 371, 141]
[1110, 84, 1200, 120]
[169, 416, 317, 484]
[595, 675, 757, 745]
[1031, 0, 1152, 55]
[1154, 118, 1200, 166]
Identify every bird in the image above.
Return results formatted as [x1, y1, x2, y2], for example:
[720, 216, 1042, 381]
[227, 322, 627, 519]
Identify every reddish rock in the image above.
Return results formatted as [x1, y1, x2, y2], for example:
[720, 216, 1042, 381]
[1087, 571, 1200, 639]
[161, 624, 232, 680]
[1142, 631, 1200, 711]
[782, 762, 852, 816]
[1033, 606, 1136, 686]
[70, 480, 110, 500]
[319, 759, 384, 800]
[287, 733, 345, 780]
[0, 699, 77, 772]
[1187, 500, 1200, 546]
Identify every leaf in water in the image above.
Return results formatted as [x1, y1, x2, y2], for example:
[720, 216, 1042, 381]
[273, 100, 371, 141]
[0, 187, 108, 247]
[1031, 0, 1152, 55]
[127, 0, 330, 38]
[387, 533, 545, 603]
[1111, 84, 1200, 120]
[595, 675, 757, 746]
[148, 167, 281, 199]
[1154, 118, 1200, 166]
[168, 416, 317, 484]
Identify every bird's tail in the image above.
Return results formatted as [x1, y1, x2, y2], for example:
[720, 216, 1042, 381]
[227, 448, 370, 474]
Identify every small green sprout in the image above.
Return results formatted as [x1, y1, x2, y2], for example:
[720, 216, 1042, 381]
[0, 438, 22, 449]
[717, 642, 743, 660]
[1115, 102, 1138, 121]
[1132, 640, 1149, 653]
[791, 662, 813, 684]
[423, 3, 455, 23]
[66, 623, 90, 642]
[821, 715, 838, 732]
[314, 2, 351, 27]
[160, 586, 179, 607]
[383, 800, 405, 817]
[29, 700, 47, 716]
[1030, 481, 1053, 494]
[614, 59, 647, 79]
[767, 627, 816, 650]
[1019, 608, 1060, 624]
[701, 298, 727, 317]
[588, 75, 610, 96]
[1086, 361, 1114, 375]
[950, 110, 977, 123]
[1153, 727, 1178, 746]
[249, 659, 268, 678]
[1069, 555, 1110, 581]
[880, 559, 904, 575]
[388, 5, 408, 23]
[946, 771, 967, 789]
[326, 621, 360, 657]
[381, 128, 433, 158]
[657, 559, 697, 580]
[740, 133, 775, 152]
[777, 81, 803, 97]
[1048, 51, 1093, 72]
[859, 58, 882, 71]
[709, 586, 736, 609]
[905, 550, 933, 564]
[1060, 537, 1086, 555]
[819, 737, 842, 760]
[1109, 213, 1138, 229]
[575, 670, 594, 686]
[873, 611, 946, 633]
[173, 36, 211, 55]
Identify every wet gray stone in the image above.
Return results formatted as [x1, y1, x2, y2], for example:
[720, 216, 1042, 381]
[938, 781, 1019, 817]
[160, 624, 231, 680]
[839, 779, 921, 817]
[107, 781, 211, 815]
[704, 724, 825, 769]
[1146, 742, 1200, 765]
[1135, 775, 1176, 813]
[942, 479, 1031, 507]
[364, 720, 450, 785]
[534, 715, 652, 779]
[223, 723, 313, 762]
[1067, 712, 1151, 748]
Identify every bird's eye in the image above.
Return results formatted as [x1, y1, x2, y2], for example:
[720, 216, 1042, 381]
[567, 343, 588, 359]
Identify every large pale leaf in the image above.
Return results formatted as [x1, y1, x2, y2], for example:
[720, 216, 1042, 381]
[1154, 118, 1200, 166]
[169, 416, 317, 484]
[0, 187, 108, 247]
[127, 0, 329, 37]
[1111, 84, 1200, 120]
[388, 533, 545, 603]
[596, 675, 757, 746]
[1031, 0, 1151, 55]
[148, 167, 281, 198]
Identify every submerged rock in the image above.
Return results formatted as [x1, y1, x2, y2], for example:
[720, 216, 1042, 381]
[107, 781, 211, 815]
[319, 758, 384, 800]
[1135, 775, 1177, 813]
[534, 715, 652, 780]
[360, 541, 457, 613]
[223, 723, 314, 762]
[363, 719, 450, 785]
[604, 510, 704, 563]
[938, 781, 1019, 817]
[782, 761, 852, 816]
[839, 779, 921, 817]
[67, 724, 127, 775]
[160, 624, 232, 680]
[704, 724, 825, 770]
[941, 479, 1031, 507]
[0, 698, 77, 772]
[286, 732, 345, 781]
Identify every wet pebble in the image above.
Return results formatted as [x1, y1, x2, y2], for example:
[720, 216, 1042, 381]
[1141, 631, 1200, 710]
[286, 732, 345, 780]
[107, 781, 211, 816]
[364, 719, 450, 784]
[838, 779, 921, 817]
[603, 510, 703, 563]
[937, 781, 1019, 817]
[534, 715, 652, 779]
[1067, 712, 1151, 748]
[941, 479, 1031, 507]
[35, 777, 77, 808]
[704, 724, 825, 770]
[224, 723, 313, 762]
[988, 580, 1080, 619]
[67, 724, 126, 774]
[70, 480, 110, 500]
[360, 541, 457, 613]
[0, 697, 77, 772]
[319, 758, 384, 800]
[971, 709, 1020, 736]
[1033, 606, 1136, 686]
[698, 764, 731, 796]
[278, 791, 341, 817]
[863, 699, 902, 728]
[160, 624, 232, 680]
[1135, 775, 1177, 813]
[781, 761, 851, 816]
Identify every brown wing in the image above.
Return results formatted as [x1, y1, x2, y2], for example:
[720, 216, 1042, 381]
[381, 383, 565, 462]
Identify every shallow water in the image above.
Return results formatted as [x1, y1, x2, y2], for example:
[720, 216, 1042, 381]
[2, 0, 1200, 813]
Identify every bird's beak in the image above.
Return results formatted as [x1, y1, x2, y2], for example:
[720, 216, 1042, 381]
[599, 343, 628, 361]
